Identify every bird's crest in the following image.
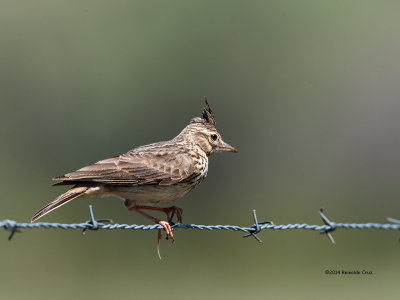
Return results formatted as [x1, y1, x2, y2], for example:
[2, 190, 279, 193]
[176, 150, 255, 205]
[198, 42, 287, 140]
[191, 97, 216, 127]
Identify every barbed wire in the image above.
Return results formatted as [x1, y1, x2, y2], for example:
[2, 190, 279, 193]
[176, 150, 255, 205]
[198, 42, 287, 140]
[1, 205, 400, 243]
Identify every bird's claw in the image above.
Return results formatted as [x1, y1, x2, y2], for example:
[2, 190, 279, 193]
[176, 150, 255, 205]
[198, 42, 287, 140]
[167, 206, 183, 224]
[157, 221, 175, 259]
[159, 220, 174, 241]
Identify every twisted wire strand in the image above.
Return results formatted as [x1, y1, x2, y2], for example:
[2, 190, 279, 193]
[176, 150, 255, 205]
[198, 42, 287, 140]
[1, 206, 400, 242]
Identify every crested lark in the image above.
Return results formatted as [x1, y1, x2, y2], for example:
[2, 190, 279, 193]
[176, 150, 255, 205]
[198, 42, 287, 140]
[32, 99, 237, 246]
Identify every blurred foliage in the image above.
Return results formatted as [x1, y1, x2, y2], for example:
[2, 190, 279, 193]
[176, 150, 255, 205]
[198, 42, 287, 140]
[1, 1, 400, 299]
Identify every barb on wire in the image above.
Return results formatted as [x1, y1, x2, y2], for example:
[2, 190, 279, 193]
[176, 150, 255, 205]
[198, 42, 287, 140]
[1, 206, 400, 242]
[3, 220, 22, 241]
[82, 205, 114, 235]
[319, 208, 336, 244]
[242, 209, 273, 243]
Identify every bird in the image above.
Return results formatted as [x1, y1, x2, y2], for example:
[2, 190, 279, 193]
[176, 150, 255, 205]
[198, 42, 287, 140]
[31, 99, 237, 252]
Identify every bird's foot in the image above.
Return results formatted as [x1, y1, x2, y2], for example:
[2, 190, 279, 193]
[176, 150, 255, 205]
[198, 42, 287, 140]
[157, 221, 175, 259]
[127, 205, 177, 259]
[164, 206, 183, 224]
[159, 220, 174, 241]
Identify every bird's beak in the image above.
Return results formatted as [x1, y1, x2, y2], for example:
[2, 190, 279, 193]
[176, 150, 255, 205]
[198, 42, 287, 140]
[216, 140, 238, 153]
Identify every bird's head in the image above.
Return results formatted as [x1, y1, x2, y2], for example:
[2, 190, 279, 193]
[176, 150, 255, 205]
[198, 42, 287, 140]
[177, 99, 238, 156]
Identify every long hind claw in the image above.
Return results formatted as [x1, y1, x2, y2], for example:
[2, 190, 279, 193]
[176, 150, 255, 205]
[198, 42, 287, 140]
[157, 229, 162, 259]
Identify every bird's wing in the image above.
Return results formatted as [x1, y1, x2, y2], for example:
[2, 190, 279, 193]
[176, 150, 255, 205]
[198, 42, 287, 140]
[53, 147, 197, 186]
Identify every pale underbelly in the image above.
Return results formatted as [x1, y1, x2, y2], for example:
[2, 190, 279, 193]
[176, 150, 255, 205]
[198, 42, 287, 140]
[99, 184, 194, 206]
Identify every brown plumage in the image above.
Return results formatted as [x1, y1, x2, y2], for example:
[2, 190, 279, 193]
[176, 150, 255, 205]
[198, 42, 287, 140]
[32, 99, 237, 249]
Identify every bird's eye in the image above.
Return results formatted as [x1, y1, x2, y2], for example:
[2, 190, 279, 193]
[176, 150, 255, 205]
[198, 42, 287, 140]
[210, 134, 218, 141]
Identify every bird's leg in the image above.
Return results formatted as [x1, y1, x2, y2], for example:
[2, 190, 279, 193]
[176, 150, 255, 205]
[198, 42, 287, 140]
[128, 206, 174, 240]
[128, 206, 174, 259]
[132, 205, 183, 223]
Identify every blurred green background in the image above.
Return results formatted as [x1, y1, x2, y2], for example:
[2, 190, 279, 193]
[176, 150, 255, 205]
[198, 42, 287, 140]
[1, 1, 400, 299]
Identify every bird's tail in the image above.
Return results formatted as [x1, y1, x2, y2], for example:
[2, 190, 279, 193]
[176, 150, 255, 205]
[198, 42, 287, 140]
[31, 186, 89, 222]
